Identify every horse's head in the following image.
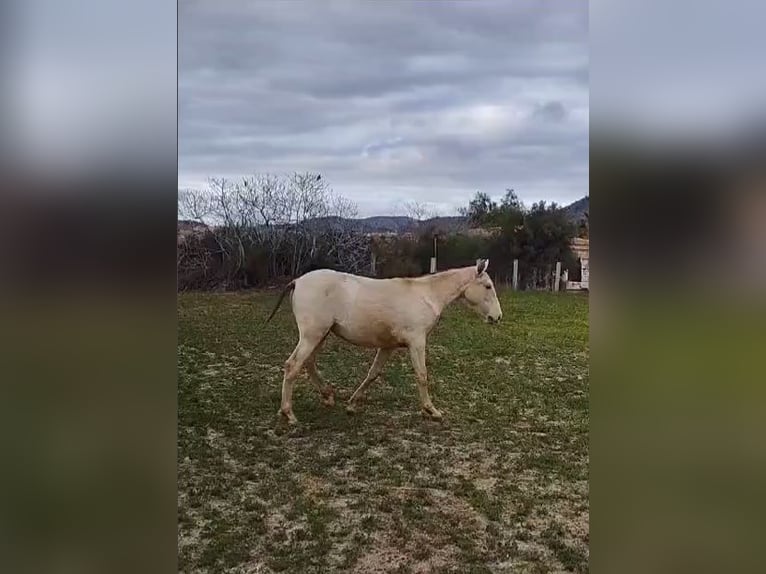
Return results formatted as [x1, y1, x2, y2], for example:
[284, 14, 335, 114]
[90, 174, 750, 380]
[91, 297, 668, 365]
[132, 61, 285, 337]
[462, 259, 503, 323]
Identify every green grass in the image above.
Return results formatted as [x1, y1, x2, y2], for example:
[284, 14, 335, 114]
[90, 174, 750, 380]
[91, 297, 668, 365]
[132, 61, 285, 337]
[178, 289, 589, 573]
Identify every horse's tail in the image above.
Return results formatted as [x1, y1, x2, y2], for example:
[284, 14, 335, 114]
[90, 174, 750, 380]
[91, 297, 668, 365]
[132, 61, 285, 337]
[266, 280, 296, 323]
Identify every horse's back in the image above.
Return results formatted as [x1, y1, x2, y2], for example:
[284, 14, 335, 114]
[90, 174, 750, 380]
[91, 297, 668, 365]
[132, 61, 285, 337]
[292, 269, 356, 315]
[295, 269, 382, 306]
[296, 268, 387, 290]
[295, 268, 357, 292]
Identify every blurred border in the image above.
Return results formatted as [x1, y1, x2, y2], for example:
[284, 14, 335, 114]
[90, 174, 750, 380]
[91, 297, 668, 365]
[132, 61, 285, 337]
[0, 2, 177, 573]
[592, 1, 766, 572]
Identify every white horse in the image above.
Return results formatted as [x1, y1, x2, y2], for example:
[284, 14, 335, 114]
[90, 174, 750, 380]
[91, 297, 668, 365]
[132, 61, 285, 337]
[267, 259, 503, 424]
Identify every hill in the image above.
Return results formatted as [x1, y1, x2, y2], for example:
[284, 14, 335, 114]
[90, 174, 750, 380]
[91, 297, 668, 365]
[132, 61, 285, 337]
[308, 215, 468, 234]
[178, 197, 588, 232]
[563, 196, 589, 223]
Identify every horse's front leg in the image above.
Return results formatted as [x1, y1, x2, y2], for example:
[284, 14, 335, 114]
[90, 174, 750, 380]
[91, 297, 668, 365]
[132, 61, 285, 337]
[407, 341, 442, 420]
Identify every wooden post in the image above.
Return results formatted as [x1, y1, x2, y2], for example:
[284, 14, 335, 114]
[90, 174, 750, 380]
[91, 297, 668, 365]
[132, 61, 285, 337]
[431, 234, 437, 273]
[581, 258, 589, 289]
[554, 261, 561, 292]
[371, 251, 377, 276]
[512, 259, 518, 291]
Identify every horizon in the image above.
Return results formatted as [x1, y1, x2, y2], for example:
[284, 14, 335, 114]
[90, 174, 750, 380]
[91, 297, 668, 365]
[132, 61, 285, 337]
[176, 179, 587, 219]
[176, 192, 588, 223]
[178, 182, 590, 219]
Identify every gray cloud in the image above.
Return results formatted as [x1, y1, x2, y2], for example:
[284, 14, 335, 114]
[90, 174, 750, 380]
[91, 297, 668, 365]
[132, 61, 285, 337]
[180, 1, 588, 216]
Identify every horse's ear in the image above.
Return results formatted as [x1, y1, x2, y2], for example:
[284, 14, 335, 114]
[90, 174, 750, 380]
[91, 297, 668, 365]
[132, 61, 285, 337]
[476, 258, 489, 275]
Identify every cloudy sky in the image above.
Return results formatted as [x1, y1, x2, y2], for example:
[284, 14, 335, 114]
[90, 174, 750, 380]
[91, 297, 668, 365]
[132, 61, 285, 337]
[179, 1, 588, 217]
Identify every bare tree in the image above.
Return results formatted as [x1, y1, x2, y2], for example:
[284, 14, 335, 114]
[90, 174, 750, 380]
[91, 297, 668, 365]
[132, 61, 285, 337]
[192, 177, 252, 285]
[177, 188, 216, 288]
[319, 195, 370, 274]
[178, 188, 213, 223]
[286, 172, 329, 275]
[400, 200, 440, 226]
[177, 172, 370, 287]
[330, 194, 359, 221]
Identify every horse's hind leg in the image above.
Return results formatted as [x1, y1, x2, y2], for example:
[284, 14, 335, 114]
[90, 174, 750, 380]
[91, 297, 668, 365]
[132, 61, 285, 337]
[305, 345, 335, 407]
[278, 332, 324, 424]
[346, 348, 393, 414]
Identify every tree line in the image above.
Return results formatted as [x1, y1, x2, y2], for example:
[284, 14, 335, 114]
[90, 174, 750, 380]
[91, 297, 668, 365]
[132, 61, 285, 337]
[177, 174, 584, 291]
[456, 189, 581, 287]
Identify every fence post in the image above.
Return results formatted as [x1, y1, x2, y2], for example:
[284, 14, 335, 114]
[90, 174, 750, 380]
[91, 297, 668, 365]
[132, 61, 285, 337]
[554, 261, 562, 292]
[428, 234, 437, 273]
[512, 259, 518, 291]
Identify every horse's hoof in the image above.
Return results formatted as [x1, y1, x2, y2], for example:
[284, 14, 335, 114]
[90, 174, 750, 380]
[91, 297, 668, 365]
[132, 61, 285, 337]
[321, 394, 335, 407]
[421, 407, 443, 421]
[278, 408, 298, 425]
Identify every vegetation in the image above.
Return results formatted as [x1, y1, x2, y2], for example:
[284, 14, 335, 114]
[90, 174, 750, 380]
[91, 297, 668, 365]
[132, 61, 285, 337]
[178, 176, 585, 291]
[178, 174, 369, 290]
[458, 189, 579, 288]
[178, 290, 589, 573]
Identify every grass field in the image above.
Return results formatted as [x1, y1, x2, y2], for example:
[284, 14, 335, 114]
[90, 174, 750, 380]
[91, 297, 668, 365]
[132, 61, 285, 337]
[178, 289, 589, 574]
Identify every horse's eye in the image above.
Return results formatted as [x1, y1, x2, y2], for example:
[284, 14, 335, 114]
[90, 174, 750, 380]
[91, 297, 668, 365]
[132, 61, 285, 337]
[485, 285, 491, 290]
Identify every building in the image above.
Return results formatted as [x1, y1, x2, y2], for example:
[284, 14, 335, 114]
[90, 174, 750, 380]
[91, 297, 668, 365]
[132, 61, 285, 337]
[566, 237, 589, 290]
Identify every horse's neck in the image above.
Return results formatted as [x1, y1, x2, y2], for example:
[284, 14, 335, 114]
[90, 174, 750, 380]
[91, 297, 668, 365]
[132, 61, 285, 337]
[424, 267, 474, 312]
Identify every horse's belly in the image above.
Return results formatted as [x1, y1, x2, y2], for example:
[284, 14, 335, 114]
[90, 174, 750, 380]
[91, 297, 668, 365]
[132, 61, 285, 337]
[331, 320, 405, 348]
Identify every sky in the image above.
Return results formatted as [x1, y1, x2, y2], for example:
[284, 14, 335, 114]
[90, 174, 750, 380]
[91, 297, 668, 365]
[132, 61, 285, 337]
[591, 0, 766, 145]
[179, 1, 589, 217]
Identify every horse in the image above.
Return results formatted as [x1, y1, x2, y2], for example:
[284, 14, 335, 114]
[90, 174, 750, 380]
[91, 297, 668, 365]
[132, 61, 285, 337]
[266, 259, 502, 424]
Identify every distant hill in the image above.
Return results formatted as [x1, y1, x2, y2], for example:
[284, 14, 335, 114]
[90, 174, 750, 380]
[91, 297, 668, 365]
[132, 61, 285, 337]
[357, 215, 413, 232]
[563, 196, 589, 223]
[178, 197, 588, 233]
[343, 197, 589, 232]
[308, 215, 468, 234]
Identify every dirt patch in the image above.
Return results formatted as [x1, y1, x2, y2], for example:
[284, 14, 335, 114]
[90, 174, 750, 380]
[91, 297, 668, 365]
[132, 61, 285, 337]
[351, 536, 409, 574]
